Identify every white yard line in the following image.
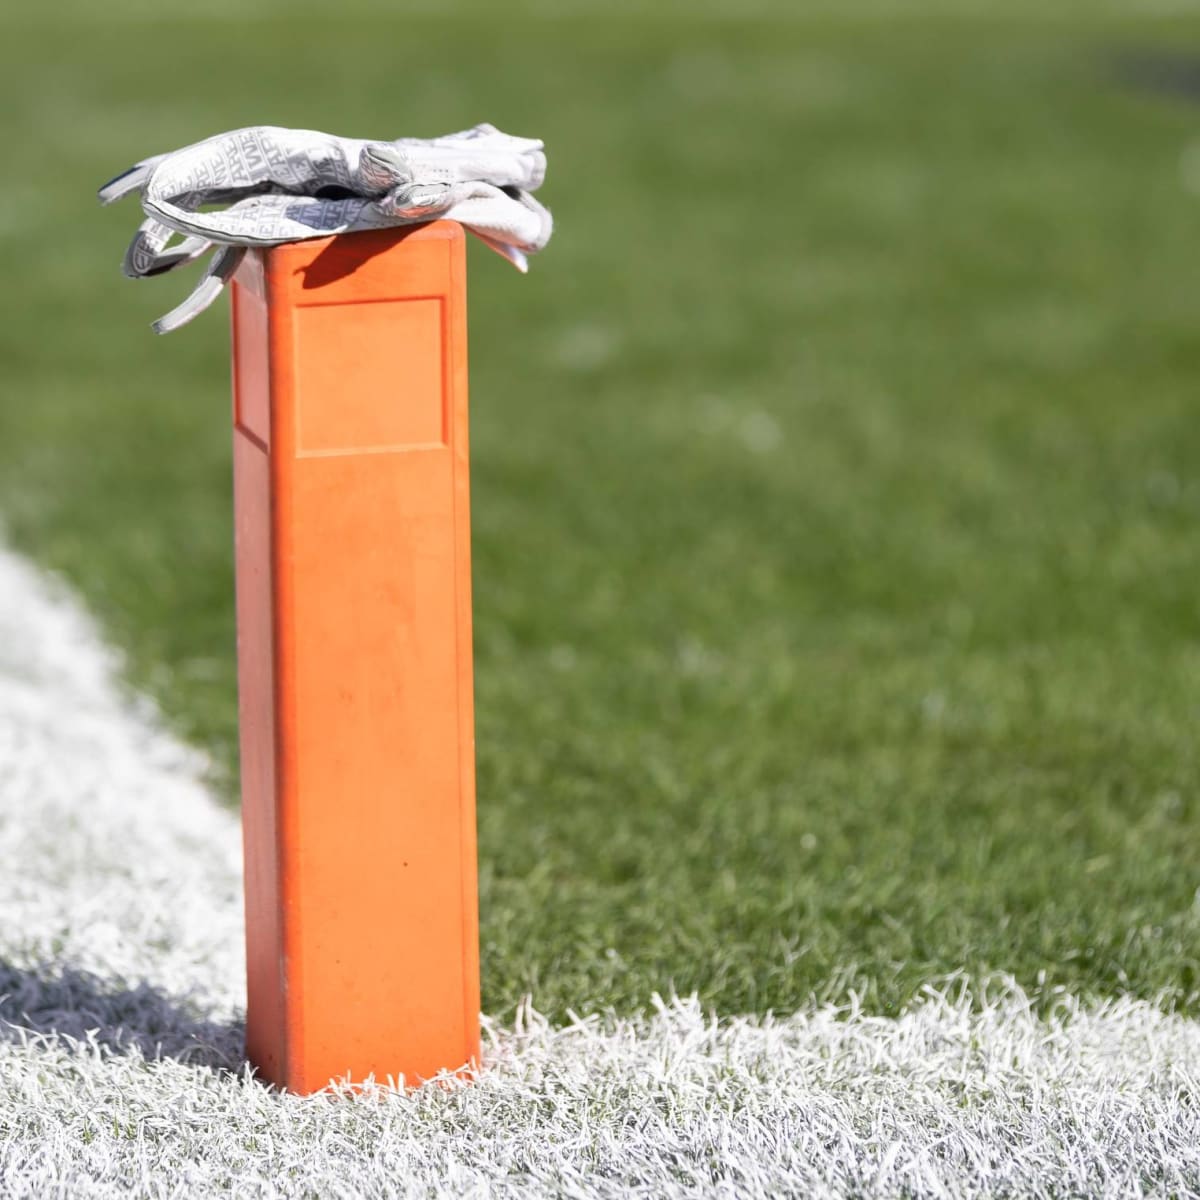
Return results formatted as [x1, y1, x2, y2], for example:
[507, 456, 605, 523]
[0, 542, 1198, 1199]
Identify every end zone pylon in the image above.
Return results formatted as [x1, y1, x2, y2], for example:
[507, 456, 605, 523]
[230, 221, 480, 1092]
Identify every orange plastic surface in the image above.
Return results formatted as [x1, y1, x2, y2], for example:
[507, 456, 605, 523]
[230, 222, 480, 1093]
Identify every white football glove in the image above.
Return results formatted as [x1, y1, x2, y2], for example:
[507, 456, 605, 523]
[99, 124, 552, 333]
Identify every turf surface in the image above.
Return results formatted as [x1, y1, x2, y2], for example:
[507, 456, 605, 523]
[3, 540, 1197, 1198]
[2, 2, 1200, 1022]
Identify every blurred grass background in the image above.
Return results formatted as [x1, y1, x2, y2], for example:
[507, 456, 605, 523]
[2, 2, 1200, 1020]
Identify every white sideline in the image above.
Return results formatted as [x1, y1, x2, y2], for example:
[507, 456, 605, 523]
[0, 542, 1198, 1199]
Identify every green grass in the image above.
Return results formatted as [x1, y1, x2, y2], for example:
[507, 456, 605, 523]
[3, 2, 1200, 1021]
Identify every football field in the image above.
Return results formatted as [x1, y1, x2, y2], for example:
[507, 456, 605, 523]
[2, 1, 1200, 1193]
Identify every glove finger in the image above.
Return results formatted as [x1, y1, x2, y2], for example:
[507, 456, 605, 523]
[469, 232, 530, 273]
[443, 184, 553, 254]
[374, 181, 553, 256]
[152, 244, 246, 335]
[397, 142, 546, 191]
[388, 125, 546, 190]
[376, 181, 455, 220]
[98, 153, 168, 205]
[123, 218, 210, 278]
[146, 189, 375, 245]
[357, 143, 413, 194]
[401, 123, 543, 155]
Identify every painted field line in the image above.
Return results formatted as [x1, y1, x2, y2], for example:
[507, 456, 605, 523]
[0, 541, 1198, 1198]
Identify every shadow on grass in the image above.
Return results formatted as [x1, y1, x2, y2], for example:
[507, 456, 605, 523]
[0, 958, 245, 1072]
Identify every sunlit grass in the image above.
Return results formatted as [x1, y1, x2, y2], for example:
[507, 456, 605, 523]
[2, 4, 1199, 1021]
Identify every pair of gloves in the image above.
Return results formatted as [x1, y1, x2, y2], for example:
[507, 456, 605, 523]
[99, 124, 552, 332]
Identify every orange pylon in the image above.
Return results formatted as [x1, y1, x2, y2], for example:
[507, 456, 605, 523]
[230, 222, 480, 1092]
